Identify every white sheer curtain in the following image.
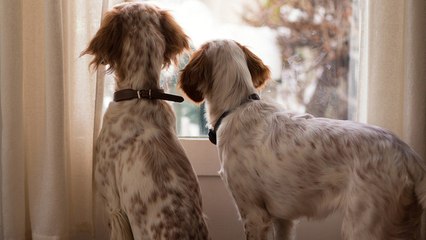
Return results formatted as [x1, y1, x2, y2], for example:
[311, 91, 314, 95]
[358, 0, 426, 159]
[0, 0, 105, 239]
[1, 0, 425, 240]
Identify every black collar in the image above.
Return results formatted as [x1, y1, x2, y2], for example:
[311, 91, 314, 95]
[208, 93, 260, 145]
[113, 89, 184, 103]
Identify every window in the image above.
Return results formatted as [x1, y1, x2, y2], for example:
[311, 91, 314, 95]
[103, 0, 359, 138]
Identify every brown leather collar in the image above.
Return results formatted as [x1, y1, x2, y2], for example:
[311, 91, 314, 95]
[208, 93, 260, 145]
[113, 89, 184, 103]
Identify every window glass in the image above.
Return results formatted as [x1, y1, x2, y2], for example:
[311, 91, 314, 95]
[104, 0, 359, 137]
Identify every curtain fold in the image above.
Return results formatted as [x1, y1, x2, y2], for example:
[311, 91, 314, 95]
[358, 0, 426, 159]
[0, 0, 26, 238]
[23, 1, 68, 238]
[403, 0, 426, 159]
[1, 0, 103, 239]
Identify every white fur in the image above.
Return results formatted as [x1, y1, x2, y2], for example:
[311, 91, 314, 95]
[84, 3, 209, 239]
[180, 39, 426, 240]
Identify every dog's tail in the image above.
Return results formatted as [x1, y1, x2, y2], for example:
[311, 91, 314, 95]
[410, 151, 426, 239]
[415, 174, 426, 239]
[415, 174, 426, 238]
[110, 209, 134, 240]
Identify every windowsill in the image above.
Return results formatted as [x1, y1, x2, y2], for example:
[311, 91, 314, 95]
[179, 138, 221, 177]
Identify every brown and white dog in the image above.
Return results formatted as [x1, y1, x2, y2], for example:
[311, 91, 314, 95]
[82, 3, 209, 240]
[179, 39, 426, 240]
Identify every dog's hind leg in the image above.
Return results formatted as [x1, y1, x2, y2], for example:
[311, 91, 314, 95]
[103, 191, 133, 239]
[342, 185, 421, 240]
[96, 171, 134, 239]
[273, 218, 295, 240]
[414, 173, 426, 239]
[110, 209, 134, 240]
[238, 205, 273, 240]
[341, 203, 383, 240]
[420, 212, 426, 239]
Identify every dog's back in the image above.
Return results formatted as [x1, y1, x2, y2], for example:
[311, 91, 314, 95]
[95, 100, 208, 239]
[219, 99, 426, 239]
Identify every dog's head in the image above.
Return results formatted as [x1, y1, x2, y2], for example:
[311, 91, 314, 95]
[82, 3, 189, 83]
[178, 40, 270, 103]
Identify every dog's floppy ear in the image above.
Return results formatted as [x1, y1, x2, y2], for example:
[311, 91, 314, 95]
[160, 11, 190, 67]
[237, 43, 271, 89]
[81, 8, 124, 71]
[178, 44, 211, 103]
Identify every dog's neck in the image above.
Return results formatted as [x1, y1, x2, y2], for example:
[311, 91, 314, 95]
[205, 84, 257, 128]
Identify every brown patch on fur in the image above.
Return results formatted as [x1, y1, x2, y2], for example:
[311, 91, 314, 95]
[130, 193, 148, 225]
[235, 42, 271, 89]
[82, 4, 189, 88]
[178, 43, 213, 103]
[160, 10, 190, 67]
[81, 8, 124, 72]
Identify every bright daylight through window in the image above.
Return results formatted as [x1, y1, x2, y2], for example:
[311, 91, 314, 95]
[103, 0, 359, 137]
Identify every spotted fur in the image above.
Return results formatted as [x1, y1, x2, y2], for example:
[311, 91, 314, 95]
[83, 3, 209, 239]
[179, 39, 426, 240]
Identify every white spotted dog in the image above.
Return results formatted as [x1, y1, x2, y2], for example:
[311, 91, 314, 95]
[178, 39, 426, 240]
[82, 3, 209, 240]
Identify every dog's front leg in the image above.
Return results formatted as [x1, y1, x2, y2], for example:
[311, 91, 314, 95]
[273, 218, 295, 240]
[239, 206, 273, 240]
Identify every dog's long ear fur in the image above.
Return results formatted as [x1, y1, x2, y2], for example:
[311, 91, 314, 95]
[81, 8, 124, 72]
[237, 43, 271, 89]
[178, 44, 211, 103]
[160, 11, 189, 67]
